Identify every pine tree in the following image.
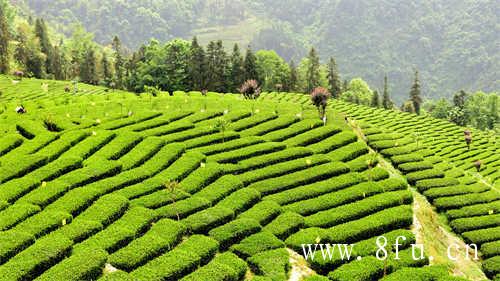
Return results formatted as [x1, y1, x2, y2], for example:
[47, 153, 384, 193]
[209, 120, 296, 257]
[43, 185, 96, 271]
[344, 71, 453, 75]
[0, 5, 10, 74]
[306, 47, 321, 93]
[34, 18, 54, 75]
[382, 75, 393, 109]
[229, 43, 244, 92]
[52, 45, 65, 80]
[409, 70, 423, 115]
[327, 57, 341, 98]
[243, 45, 258, 82]
[80, 48, 98, 85]
[342, 79, 349, 93]
[112, 36, 124, 88]
[206, 40, 227, 92]
[102, 52, 112, 84]
[288, 60, 298, 92]
[188, 36, 206, 90]
[371, 90, 380, 107]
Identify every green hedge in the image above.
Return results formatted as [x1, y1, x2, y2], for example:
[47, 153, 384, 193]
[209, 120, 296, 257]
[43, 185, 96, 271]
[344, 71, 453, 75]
[0, 233, 73, 281]
[183, 206, 235, 234]
[108, 219, 186, 271]
[308, 131, 358, 154]
[284, 181, 385, 216]
[305, 190, 412, 228]
[238, 154, 330, 185]
[262, 119, 323, 142]
[163, 126, 219, 144]
[423, 183, 490, 200]
[180, 252, 247, 281]
[192, 175, 243, 205]
[209, 218, 261, 250]
[11, 210, 73, 238]
[54, 219, 103, 242]
[265, 173, 363, 206]
[230, 231, 284, 258]
[34, 247, 108, 281]
[0, 203, 41, 231]
[194, 136, 264, 156]
[240, 115, 299, 137]
[398, 161, 433, 174]
[328, 256, 385, 281]
[229, 112, 277, 131]
[390, 153, 424, 166]
[35, 131, 88, 161]
[76, 194, 129, 226]
[142, 120, 194, 137]
[433, 191, 500, 210]
[326, 205, 413, 244]
[0, 230, 35, 264]
[74, 207, 156, 254]
[85, 132, 143, 162]
[60, 130, 115, 159]
[208, 142, 285, 163]
[248, 162, 349, 195]
[360, 167, 390, 181]
[346, 154, 379, 172]
[483, 256, 500, 279]
[217, 188, 261, 214]
[248, 248, 290, 281]
[183, 131, 240, 149]
[462, 226, 500, 245]
[0, 154, 48, 184]
[446, 201, 500, 220]
[284, 126, 342, 147]
[327, 141, 369, 162]
[227, 147, 313, 174]
[237, 200, 282, 226]
[0, 134, 23, 156]
[481, 240, 500, 259]
[406, 168, 444, 184]
[415, 178, 460, 192]
[263, 212, 304, 240]
[118, 137, 164, 170]
[155, 196, 211, 220]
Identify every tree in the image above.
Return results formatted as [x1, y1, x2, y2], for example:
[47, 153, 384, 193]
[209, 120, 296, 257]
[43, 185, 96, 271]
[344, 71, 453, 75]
[255, 50, 289, 91]
[382, 75, 393, 109]
[401, 100, 415, 113]
[112, 35, 124, 88]
[34, 18, 54, 75]
[80, 48, 98, 84]
[188, 36, 206, 91]
[371, 90, 380, 107]
[101, 52, 112, 85]
[206, 40, 227, 92]
[341, 78, 373, 105]
[51, 45, 65, 80]
[288, 60, 298, 92]
[164, 181, 181, 221]
[306, 47, 321, 93]
[327, 57, 341, 98]
[163, 39, 190, 91]
[240, 79, 261, 100]
[409, 70, 423, 115]
[244, 45, 259, 82]
[429, 98, 452, 119]
[214, 117, 230, 143]
[311, 87, 331, 119]
[0, 4, 9, 74]
[228, 43, 244, 92]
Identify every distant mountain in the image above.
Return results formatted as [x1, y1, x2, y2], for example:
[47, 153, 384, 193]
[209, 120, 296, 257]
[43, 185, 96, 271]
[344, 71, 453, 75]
[17, 0, 499, 102]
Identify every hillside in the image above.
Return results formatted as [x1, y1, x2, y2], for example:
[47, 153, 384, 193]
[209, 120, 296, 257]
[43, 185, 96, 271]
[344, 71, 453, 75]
[0, 75, 498, 280]
[16, 0, 500, 102]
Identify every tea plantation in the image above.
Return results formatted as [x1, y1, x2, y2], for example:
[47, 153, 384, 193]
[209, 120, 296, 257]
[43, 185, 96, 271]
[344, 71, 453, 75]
[0, 76, 496, 280]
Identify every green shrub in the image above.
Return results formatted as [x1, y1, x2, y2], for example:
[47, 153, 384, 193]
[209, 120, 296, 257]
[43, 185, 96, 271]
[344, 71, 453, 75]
[163, 126, 219, 144]
[108, 219, 186, 271]
[194, 136, 264, 156]
[263, 212, 304, 240]
[328, 256, 385, 281]
[415, 178, 460, 192]
[284, 126, 342, 147]
[0, 233, 73, 281]
[446, 201, 500, 220]
[462, 226, 500, 245]
[142, 120, 194, 137]
[228, 147, 313, 174]
[208, 142, 285, 163]
[424, 183, 490, 200]
[390, 153, 424, 165]
[481, 240, 500, 259]
[180, 252, 247, 281]
[118, 137, 164, 170]
[183, 206, 235, 234]
[54, 219, 103, 242]
[130, 249, 199, 281]
[308, 131, 358, 153]
[60, 130, 115, 159]
[85, 132, 143, 162]
[0, 154, 47, 184]
[34, 247, 108, 281]
[240, 115, 299, 137]
[398, 161, 433, 173]
[284, 181, 385, 216]
[156, 196, 211, 219]
[12, 210, 73, 238]
[230, 231, 284, 258]
[35, 131, 88, 161]
[237, 200, 282, 225]
[217, 188, 261, 214]
[433, 191, 500, 210]
[305, 190, 412, 228]
[248, 248, 290, 281]
[192, 175, 243, 205]
[262, 119, 323, 142]
[0, 134, 23, 156]
[183, 131, 239, 149]
[230, 112, 277, 131]
[327, 141, 369, 162]
[249, 162, 349, 196]
[406, 168, 444, 184]
[0, 230, 35, 264]
[483, 256, 500, 279]
[0, 203, 41, 231]
[209, 218, 261, 250]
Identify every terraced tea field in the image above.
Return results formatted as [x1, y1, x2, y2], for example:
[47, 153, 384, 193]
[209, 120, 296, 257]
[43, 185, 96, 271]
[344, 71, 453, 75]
[0, 76, 497, 280]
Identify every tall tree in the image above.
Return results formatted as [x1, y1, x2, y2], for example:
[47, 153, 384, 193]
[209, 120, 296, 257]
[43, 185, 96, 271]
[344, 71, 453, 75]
[327, 57, 341, 98]
[0, 4, 9, 74]
[409, 70, 423, 115]
[229, 43, 244, 92]
[371, 90, 380, 107]
[101, 52, 112, 84]
[188, 36, 206, 90]
[382, 75, 393, 109]
[206, 40, 227, 92]
[306, 47, 321, 93]
[52, 45, 65, 80]
[34, 18, 54, 75]
[288, 60, 298, 92]
[244, 45, 258, 82]
[112, 35, 124, 88]
[80, 48, 98, 84]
